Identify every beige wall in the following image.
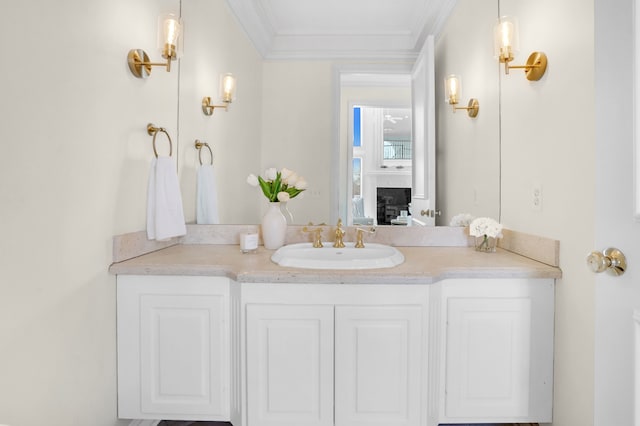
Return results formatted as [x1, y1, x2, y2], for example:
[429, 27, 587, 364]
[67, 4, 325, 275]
[179, 0, 263, 224]
[437, 0, 596, 424]
[0, 0, 262, 424]
[435, 0, 501, 225]
[500, 1, 595, 425]
[260, 61, 334, 225]
[1, 0, 598, 424]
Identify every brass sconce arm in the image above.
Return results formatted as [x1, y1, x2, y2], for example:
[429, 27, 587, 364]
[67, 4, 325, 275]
[128, 49, 175, 78]
[451, 99, 480, 118]
[202, 97, 230, 116]
[502, 51, 548, 80]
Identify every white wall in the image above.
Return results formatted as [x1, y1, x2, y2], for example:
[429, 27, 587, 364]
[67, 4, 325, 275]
[0, 0, 262, 424]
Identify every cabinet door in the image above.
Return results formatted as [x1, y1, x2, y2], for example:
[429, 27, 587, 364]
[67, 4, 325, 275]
[246, 304, 334, 426]
[334, 305, 423, 426]
[117, 275, 230, 421]
[444, 297, 534, 420]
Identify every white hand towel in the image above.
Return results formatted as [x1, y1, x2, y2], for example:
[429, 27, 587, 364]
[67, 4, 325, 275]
[147, 157, 187, 241]
[196, 164, 220, 224]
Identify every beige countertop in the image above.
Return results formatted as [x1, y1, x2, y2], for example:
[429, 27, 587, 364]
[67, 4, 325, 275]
[108, 244, 562, 285]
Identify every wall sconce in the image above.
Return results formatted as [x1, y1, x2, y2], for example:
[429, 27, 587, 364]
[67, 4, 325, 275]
[493, 16, 547, 81]
[127, 12, 183, 79]
[202, 73, 237, 116]
[444, 75, 479, 118]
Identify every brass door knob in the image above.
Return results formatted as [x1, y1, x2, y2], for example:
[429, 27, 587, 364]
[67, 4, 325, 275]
[586, 247, 627, 276]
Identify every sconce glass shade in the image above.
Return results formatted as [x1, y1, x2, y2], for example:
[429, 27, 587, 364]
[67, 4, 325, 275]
[158, 12, 183, 60]
[493, 16, 519, 63]
[220, 73, 237, 103]
[444, 74, 461, 105]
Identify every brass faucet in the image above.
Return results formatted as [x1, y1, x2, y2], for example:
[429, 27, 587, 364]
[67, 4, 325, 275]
[302, 226, 324, 248]
[355, 227, 376, 248]
[333, 218, 346, 248]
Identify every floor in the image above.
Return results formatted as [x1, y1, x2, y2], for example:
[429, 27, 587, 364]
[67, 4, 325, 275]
[157, 423, 537, 426]
[158, 422, 231, 426]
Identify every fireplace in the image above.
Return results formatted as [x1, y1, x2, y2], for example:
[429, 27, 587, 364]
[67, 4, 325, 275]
[376, 187, 411, 225]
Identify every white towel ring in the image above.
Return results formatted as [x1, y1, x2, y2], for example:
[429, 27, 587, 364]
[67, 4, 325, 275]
[195, 140, 214, 165]
[147, 123, 173, 158]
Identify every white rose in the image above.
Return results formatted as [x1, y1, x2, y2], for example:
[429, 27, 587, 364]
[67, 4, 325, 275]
[246, 174, 259, 187]
[295, 179, 308, 190]
[277, 191, 290, 202]
[264, 167, 278, 181]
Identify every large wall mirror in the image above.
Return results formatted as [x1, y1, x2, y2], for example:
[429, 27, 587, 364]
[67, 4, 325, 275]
[177, 0, 500, 227]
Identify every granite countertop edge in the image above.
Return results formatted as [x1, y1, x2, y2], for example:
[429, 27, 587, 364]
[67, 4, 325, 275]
[109, 244, 562, 285]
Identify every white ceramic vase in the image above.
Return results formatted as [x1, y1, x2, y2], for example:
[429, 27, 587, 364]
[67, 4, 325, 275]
[280, 201, 294, 224]
[261, 202, 287, 249]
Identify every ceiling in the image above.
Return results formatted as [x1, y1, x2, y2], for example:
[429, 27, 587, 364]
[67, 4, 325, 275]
[225, 0, 457, 60]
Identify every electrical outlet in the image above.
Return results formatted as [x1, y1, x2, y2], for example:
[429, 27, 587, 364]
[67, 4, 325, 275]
[532, 183, 542, 211]
[309, 189, 321, 199]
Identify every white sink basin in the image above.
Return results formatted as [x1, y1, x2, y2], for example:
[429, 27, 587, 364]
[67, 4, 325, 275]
[271, 242, 405, 270]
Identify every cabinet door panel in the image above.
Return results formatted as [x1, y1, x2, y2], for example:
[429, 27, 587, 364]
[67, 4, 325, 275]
[335, 305, 423, 426]
[246, 304, 334, 426]
[140, 294, 227, 417]
[116, 275, 230, 421]
[445, 297, 531, 419]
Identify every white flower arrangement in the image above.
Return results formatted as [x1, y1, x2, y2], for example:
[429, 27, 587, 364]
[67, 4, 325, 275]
[468, 217, 503, 239]
[450, 213, 475, 227]
[247, 167, 308, 202]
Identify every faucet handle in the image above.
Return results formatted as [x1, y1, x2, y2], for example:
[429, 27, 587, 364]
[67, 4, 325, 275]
[302, 226, 324, 248]
[354, 227, 376, 248]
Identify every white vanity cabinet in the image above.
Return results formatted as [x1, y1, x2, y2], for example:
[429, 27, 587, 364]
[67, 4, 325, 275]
[243, 284, 428, 426]
[116, 275, 232, 421]
[434, 278, 555, 424]
[115, 275, 555, 426]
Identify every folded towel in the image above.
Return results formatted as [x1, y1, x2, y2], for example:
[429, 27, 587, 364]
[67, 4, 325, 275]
[147, 157, 186, 241]
[196, 164, 220, 224]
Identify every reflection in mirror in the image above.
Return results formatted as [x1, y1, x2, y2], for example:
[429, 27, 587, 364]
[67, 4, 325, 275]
[349, 106, 413, 227]
[177, 0, 500, 227]
[335, 69, 414, 226]
[435, 0, 501, 225]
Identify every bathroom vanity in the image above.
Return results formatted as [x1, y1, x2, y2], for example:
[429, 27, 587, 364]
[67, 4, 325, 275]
[110, 226, 560, 426]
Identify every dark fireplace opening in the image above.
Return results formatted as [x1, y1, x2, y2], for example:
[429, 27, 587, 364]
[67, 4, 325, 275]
[376, 187, 411, 225]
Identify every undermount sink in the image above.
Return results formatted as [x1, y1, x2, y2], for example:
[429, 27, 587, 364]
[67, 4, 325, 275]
[271, 242, 405, 270]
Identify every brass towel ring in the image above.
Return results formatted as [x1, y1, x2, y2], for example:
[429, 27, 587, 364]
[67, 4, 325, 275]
[194, 140, 213, 165]
[147, 123, 173, 158]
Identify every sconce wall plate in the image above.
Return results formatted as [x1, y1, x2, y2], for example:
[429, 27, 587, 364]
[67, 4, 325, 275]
[523, 51, 548, 81]
[464, 98, 479, 117]
[128, 49, 153, 79]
